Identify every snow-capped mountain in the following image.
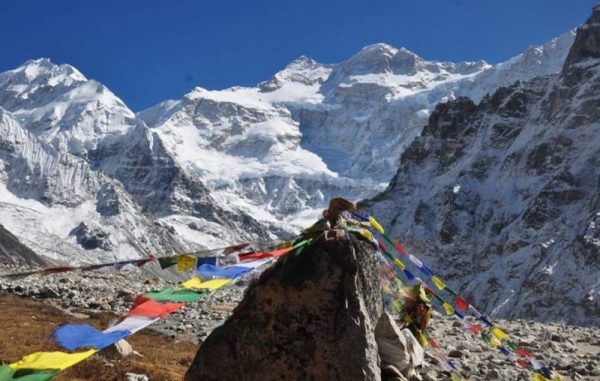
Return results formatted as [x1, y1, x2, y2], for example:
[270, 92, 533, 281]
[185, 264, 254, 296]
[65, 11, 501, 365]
[139, 30, 575, 228]
[0, 60, 271, 264]
[366, 7, 600, 325]
[0, 20, 578, 273]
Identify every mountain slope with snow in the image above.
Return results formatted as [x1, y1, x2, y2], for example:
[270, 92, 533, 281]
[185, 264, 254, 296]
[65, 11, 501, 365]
[365, 11, 600, 324]
[0, 24, 579, 280]
[139, 30, 575, 227]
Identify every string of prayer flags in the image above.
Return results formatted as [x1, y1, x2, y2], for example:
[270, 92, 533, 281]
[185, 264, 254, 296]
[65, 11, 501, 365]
[52, 324, 130, 352]
[144, 288, 206, 303]
[126, 298, 185, 318]
[181, 277, 231, 291]
[8, 350, 97, 371]
[0, 367, 58, 381]
[175, 255, 197, 272]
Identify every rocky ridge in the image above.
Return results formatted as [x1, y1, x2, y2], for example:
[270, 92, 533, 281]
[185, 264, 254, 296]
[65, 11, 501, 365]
[366, 7, 600, 325]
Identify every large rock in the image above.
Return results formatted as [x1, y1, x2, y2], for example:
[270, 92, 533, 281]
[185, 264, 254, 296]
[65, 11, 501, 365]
[185, 232, 384, 381]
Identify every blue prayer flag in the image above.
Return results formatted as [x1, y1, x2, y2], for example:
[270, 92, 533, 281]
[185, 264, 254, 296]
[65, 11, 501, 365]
[197, 263, 251, 279]
[53, 324, 130, 351]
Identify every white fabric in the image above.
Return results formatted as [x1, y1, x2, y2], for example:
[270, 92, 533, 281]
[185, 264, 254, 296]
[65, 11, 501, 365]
[236, 258, 273, 269]
[103, 316, 159, 335]
[375, 312, 424, 374]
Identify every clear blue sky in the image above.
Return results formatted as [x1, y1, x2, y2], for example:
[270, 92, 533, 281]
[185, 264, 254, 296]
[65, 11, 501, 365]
[1, 0, 597, 111]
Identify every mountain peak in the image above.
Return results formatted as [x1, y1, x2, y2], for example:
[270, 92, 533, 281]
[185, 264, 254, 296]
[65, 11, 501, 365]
[259, 55, 331, 91]
[563, 6, 600, 69]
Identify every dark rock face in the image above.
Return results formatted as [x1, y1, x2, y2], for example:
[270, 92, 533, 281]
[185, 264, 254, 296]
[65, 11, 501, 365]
[69, 222, 113, 251]
[185, 234, 383, 381]
[0, 224, 46, 266]
[366, 6, 600, 325]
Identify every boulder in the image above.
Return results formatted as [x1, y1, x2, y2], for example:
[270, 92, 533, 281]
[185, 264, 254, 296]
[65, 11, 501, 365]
[185, 232, 384, 381]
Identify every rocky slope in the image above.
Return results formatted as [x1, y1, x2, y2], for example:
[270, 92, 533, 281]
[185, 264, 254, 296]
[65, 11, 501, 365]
[367, 6, 600, 325]
[0, 223, 46, 266]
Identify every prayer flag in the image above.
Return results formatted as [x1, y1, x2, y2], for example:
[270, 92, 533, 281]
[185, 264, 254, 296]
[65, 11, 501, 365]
[403, 269, 415, 281]
[392, 240, 407, 255]
[517, 348, 533, 358]
[176, 255, 197, 272]
[491, 327, 509, 341]
[126, 299, 185, 318]
[53, 324, 130, 351]
[9, 350, 96, 371]
[197, 257, 217, 266]
[532, 373, 551, 381]
[419, 265, 434, 276]
[368, 216, 385, 234]
[158, 257, 177, 269]
[469, 324, 482, 335]
[181, 277, 231, 290]
[516, 359, 528, 369]
[145, 289, 205, 303]
[454, 296, 469, 311]
[393, 258, 406, 271]
[428, 338, 440, 349]
[408, 255, 423, 268]
[358, 229, 373, 242]
[197, 264, 250, 279]
[236, 258, 272, 269]
[0, 367, 58, 381]
[431, 276, 446, 290]
[104, 316, 158, 335]
[451, 373, 464, 381]
[443, 303, 454, 316]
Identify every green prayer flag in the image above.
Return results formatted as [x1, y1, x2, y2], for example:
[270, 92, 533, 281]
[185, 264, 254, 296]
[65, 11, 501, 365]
[144, 288, 206, 303]
[0, 367, 58, 381]
[157, 257, 177, 270]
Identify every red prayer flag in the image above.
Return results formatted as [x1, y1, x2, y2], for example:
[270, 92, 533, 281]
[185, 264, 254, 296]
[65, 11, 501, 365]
[126, 298, 185, 318]
[516, 348, 533, 358]
[454, 296, 469, 311]
[469, 324, 482, 335]
[428, 338, 440, 349]
[516, 359, 528, 369]
[392, 240, 407, 255]
[239, 247, 294, 261]
[377, 240, 388, 252]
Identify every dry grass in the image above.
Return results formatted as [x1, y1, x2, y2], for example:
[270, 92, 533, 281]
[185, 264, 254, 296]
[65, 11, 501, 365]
[0, 293, 198, 380]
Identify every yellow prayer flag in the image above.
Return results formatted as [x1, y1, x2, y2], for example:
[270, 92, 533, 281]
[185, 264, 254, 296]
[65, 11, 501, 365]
[9, 349, 96, 371]
[532, 373, 551, 381]
[359, 229, 373, 242]
[431, 276, 446, 290]
[393, 258, 406, 271]
[443, 302, 454, 316]
[176, 255, 197, 272]
[491, 327, 510, 341]
[181, 277, 231, 290]
[489, 336, 502, 348]
[451, 372, 465, 381]
[368, 216, 385, 234]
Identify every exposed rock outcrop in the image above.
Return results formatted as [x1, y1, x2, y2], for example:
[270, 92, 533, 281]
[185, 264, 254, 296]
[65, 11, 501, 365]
[185, 233, 384, 381]
[0, 223, 46, 266]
